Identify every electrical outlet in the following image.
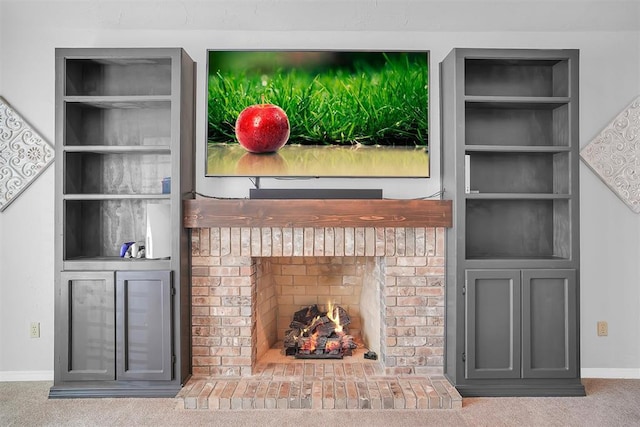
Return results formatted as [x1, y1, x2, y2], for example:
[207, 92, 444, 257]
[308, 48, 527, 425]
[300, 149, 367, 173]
[597, 321, 608, 337]
[30, 322, 40, 338]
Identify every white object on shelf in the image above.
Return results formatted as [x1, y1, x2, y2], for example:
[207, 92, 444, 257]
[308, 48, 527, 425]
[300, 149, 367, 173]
[465, 154, 471, 194]
[146, 204, 171, 259]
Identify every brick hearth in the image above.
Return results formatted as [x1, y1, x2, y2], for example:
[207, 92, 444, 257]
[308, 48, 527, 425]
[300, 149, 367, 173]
[176, 350, 462, 410]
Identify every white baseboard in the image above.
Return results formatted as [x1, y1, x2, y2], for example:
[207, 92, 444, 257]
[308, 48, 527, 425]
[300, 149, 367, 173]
[0, 370, 53, 382]
[581, 368, 640, 379]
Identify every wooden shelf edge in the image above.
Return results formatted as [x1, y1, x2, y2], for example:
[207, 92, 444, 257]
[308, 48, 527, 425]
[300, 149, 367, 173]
[183, 198, 452, 229]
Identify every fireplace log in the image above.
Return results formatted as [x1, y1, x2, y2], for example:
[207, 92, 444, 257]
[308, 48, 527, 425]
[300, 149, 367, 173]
[331, 305, 351, 326]
[316, 336, 328, 350]
[307, 316, 330, 333]
[316, 322, 336, 337]
[342, 335, 357, 349]
[283, 329, 299, 349]
[291, 305, 321, 329]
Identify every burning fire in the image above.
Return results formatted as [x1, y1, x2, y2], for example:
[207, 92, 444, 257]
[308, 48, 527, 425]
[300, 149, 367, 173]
[297, 304, 346, 353]
[327, 302, 344, 335]
[284, 303, 357, 358]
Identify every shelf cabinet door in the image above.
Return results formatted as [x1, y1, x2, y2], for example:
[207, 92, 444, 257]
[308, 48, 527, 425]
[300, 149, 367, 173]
[522, 269, 578, 378]
[59, 271, 115, 382]
[465, 269, 522, 379]
[115, 270, 173, 381]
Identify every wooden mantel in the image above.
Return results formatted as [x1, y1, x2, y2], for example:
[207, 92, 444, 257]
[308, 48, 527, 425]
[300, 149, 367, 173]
[183, 198, 452, 229]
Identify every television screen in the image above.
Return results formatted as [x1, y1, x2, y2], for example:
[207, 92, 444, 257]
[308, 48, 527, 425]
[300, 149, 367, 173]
[206, 50, 429, 177]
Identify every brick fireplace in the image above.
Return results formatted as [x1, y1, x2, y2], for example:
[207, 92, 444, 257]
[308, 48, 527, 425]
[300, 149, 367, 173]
[190, 225, 446, 377]
[180, 199, 457, 409]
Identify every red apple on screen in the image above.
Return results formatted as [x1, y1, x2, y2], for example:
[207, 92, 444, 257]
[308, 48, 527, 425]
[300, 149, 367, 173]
[235, 104, 290, 153]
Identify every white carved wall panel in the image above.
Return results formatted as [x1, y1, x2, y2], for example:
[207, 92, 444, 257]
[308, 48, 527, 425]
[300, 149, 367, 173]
[580, 96, 640, 213]
[0, 97, 54, 211]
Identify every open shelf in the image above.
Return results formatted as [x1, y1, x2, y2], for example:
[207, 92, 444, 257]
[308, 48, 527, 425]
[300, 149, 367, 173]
[65, 57, 172, 96]
[64, 199, 170, 260]
[465, 58, 569, 97]
[466, 151, 569, 194]
[465, 103, 569, 147]
[64, 101, 171, 147]
[462, 53, 574, 260]
[64, 152, 171, 195]
[465, 198, 571, 260]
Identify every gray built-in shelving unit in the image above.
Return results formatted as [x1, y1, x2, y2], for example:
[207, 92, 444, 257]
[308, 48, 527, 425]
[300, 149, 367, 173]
[50, 48, 195, 398]
[441, 48, 584, 396]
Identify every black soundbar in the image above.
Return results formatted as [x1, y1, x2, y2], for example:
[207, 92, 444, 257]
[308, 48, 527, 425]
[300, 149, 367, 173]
[249, 189, 383, 199]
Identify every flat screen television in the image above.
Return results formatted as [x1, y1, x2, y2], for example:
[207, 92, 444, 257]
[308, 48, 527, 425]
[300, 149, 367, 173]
[206, 50, 429, 178]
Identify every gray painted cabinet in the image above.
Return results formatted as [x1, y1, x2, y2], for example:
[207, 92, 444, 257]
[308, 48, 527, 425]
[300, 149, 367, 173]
[51, 48, 195, 398]
[115, 271, 173, 381]
[522, 269, 578, 379]
[59, 272, 115, 382]
[441, 48, 584, 396]
[465, 269, 522, 380]
[59, 271, 173, 383]
[465, 269, 577, 381]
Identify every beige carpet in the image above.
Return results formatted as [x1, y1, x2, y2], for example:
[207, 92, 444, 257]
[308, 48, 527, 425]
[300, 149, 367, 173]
[1, 378, 639, 426]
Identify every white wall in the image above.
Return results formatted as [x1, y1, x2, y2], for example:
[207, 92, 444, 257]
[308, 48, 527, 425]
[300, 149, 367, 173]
[1, 0, 639, 380]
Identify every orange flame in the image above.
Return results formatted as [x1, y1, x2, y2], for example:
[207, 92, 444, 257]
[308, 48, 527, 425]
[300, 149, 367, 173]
[327, 302, 343, 335]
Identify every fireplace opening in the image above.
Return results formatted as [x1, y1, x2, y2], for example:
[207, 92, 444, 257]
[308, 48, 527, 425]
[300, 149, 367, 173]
[284, 303, 358, 359]
[255, 256, 383, 365]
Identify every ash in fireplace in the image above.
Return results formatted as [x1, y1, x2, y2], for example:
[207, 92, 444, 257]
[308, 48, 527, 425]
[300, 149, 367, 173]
[284, 304, 357, 359]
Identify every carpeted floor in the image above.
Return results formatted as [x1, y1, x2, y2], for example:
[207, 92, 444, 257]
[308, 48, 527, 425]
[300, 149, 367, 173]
[1, 378, 639, 426]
